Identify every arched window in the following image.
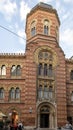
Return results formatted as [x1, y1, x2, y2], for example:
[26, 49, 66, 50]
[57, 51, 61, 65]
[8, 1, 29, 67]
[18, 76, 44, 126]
[38, 85, 43, 99]
[31, 21, 36, 36]
[16, 65, 21, 76]
[44, 64, 47, 76]
[0, 88, 4, 99]
[49, 86, 53, 99]
[15, 87, 20, 99]
[71, 91, 73, 102]
[38, 63, 43, 75]
[44, 85, 48, 99]
[44, 19, 49, 35]
[9, 88, 15, 99]
[11, 65, 16, 76]
[70, 70, 73, 80]
[48, 64, 52, 77]
[1, 65, 6, 75]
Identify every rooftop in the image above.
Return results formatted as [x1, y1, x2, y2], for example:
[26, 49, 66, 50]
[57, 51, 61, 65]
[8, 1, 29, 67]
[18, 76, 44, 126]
[31, 2, 53, 11]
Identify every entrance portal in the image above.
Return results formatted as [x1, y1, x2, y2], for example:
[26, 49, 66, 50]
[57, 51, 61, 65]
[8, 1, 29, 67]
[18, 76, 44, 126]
[40, 113, 49, 128]
[38, 104, 56, 129]
[40, 105, 50, 128]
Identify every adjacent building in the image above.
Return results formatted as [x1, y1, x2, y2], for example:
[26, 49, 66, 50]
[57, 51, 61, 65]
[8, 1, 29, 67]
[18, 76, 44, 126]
[0, 2, 73, 130]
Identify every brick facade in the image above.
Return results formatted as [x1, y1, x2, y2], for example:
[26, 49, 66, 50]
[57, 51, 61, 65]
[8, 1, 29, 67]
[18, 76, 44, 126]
[0, 2, 73, 130]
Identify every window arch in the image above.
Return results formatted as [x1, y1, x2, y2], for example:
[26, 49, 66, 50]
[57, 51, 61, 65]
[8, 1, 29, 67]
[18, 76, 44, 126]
[11, 65, 16, 76]
[44, 19, 50, 35]
[15, 87, 20, 99]
[16, 65, 21, 76]
[0, 88, 4, 99]
[31, 20, 36, 36]
[1, 65, 6, 75]
[70, 70, 73, 80]
[9, 87, 15, 99]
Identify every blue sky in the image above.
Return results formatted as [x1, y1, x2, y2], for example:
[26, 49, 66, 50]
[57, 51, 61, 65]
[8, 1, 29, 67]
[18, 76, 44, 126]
[0, 0, 73, 58]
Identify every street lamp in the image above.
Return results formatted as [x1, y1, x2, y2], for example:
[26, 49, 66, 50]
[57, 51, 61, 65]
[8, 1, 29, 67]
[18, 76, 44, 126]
[29, 107, 32, 113]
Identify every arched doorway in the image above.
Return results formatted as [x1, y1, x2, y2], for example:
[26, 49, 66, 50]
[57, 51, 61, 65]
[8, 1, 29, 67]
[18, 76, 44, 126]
[40, 105, 49, 128]
[37, 103, 56, 129]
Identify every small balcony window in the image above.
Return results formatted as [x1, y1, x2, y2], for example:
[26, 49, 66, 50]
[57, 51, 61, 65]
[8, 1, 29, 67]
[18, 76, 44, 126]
[44, 85, 48, 99]
[49, 86, 53, 99]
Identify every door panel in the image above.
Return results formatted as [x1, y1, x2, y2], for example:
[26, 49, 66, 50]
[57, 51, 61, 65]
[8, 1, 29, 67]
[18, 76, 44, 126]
[40, 114, 49, 128]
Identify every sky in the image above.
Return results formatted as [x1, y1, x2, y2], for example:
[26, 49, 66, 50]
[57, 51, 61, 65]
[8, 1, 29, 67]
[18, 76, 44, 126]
[0, 0, 73, 58]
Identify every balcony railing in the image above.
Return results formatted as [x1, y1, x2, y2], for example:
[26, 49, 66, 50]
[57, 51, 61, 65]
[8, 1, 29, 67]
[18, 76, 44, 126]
[38, 68, 54, 79]
[38, 90, 55, 102]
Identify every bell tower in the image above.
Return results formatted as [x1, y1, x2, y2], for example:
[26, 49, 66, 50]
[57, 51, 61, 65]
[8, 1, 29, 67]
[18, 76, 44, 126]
[25, 2, 67, 129]
[25, 2, 60, 44]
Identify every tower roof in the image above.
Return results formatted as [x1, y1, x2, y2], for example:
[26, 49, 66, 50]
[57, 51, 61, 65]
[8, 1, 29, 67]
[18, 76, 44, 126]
[27, 2, 60, 25]
[32, 2, 53, 11]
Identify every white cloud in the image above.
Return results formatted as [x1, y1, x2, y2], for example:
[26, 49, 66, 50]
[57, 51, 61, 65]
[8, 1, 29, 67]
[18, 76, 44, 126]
[64, 0, 73, 3]
[20, 0, 30, 22]
[55, 1, 65, 15]
[18, 29, 26, 45]
[62, 12, 70, 21]
[0, 0, 17, 21]
[16, 50, 25, 53]
[38, 0, 53, 2]
[60, 29, 73, 46]
[60, 29, 73, 58]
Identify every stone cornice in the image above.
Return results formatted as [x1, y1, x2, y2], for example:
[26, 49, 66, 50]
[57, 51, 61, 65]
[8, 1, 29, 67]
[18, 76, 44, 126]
[0, 53, 26, 58]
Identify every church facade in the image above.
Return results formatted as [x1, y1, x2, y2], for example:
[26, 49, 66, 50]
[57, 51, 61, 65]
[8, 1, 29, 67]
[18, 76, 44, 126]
[0, 2, 73, 130]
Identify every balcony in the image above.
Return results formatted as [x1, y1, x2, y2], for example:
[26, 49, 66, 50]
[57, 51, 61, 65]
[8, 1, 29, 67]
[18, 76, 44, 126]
[38, 68, 54, 80]
[37, 90, 55, 103]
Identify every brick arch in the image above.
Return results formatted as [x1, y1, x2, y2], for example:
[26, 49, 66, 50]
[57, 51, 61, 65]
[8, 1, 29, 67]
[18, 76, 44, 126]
[34, 45, 58, 67]
[5, 106, 21, 117]
[36, 101, 57, 128]
[37, 101, 56, 114]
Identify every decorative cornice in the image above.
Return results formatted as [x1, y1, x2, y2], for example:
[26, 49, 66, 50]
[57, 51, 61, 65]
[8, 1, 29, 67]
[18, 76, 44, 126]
[66, 58, 73, 64]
